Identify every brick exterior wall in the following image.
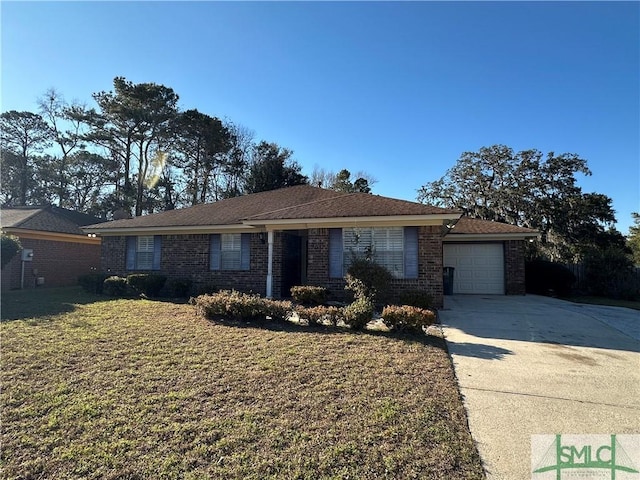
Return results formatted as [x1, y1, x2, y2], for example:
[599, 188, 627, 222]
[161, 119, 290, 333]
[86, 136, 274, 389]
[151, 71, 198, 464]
[504, 240, 526, 295]
[306, 226, 444, 308]
[99, 227, 446, 307]
[99, 230, 528, 305]
[1, 237, 101, 291]
[101, 233, 283, 297]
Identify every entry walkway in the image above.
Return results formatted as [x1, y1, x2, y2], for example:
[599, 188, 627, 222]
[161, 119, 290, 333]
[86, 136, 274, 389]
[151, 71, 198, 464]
[439, 295, 640, 480]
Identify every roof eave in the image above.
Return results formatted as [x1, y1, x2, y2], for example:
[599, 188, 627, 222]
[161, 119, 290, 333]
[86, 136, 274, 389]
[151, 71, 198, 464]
[82, 224, 260, 236]
[444, 232, 540, 242]
[243, 213, 463, 230]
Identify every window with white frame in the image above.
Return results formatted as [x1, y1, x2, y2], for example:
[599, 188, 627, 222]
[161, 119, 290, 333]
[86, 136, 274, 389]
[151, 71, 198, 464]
[343, 227, 404, 278]
[136, 236, 155, 270]
[221, 233, 242, 270]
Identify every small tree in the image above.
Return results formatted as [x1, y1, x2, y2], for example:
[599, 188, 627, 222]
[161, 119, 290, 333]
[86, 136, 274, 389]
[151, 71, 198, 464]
[1, 235, 21, 269]
[346, 257, 393, 304]
[628, 212, 640, 265]
[583, 246, 637, 299]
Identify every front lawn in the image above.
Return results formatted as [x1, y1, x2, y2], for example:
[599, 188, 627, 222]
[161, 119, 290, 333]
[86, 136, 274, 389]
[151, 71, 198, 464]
[1, 287, 484, 479]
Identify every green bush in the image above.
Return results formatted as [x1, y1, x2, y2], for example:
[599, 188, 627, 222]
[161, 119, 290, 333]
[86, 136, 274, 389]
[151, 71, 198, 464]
[382, 305, 436, 332]
[103, 276, 128, 297]
[262, 299, 294, 322]
[346, 258, 393, 303]
[166, 277, 193, 298]
[1, 235, 21, 269]
[296, 305, 343, 326]
[126, 274, 167, 297]
[342, 296, 374, 330]
[290, 285, 328, 305]
[398, 290, 433, 310]
[194, 290, 279, 322]
[78, 272, 110, 294]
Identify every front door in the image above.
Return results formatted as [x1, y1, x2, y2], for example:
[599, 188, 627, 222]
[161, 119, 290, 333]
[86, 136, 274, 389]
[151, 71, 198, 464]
[281, 232, 307, 297]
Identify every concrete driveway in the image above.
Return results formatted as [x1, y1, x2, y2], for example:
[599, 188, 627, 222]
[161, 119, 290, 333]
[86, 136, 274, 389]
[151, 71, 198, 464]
[440, 295, 640, 480]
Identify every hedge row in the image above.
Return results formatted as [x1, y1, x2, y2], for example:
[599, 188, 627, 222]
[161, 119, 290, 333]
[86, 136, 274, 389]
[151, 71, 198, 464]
[78, 273, 194, 298]
[193, 289, 436, 333]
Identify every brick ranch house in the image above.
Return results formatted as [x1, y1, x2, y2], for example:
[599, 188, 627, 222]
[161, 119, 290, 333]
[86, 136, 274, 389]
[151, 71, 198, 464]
[1, 206, 104, 290]
[83, 185, 538, 308]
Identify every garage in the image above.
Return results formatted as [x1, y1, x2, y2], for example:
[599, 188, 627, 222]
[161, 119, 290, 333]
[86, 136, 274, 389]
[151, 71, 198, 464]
[443, 243, 505, 294]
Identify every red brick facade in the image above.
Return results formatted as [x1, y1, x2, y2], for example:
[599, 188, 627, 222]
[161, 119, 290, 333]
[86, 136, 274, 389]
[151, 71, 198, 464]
[99, 231, 528, 307]
[101, 226, 446, 307]
[1, 237, 102, 291]
[504, 240, 526, 295]
[101, 233, 283, 297]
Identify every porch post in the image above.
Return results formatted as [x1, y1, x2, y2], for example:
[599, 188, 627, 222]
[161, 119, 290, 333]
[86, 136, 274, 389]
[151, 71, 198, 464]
[266, 230, 274, 298]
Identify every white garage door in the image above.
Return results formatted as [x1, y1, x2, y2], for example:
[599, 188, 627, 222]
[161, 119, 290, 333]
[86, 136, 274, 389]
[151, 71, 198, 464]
[443, 243, 505, 294]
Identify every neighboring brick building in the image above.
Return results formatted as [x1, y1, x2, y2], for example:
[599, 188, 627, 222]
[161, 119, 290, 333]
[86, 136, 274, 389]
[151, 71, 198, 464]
[1, 206, 104, 291]
[85, 186, 538, 308]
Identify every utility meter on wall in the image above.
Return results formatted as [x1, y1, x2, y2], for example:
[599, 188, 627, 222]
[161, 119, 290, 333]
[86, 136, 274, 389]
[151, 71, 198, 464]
[21, 249, 34, 261]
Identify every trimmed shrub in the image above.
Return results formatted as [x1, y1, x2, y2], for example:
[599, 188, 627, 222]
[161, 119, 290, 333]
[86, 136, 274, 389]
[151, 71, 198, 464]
[290, 285, 328, 305]
[78, 273, 110, 294]
[382, 305, 436, 332]
[296, 305, 343, 327]
[194, 290, 275, 322]
[166, 277, 193, 298]
[126, 274, 167, 297]
[1, 235, 21, 268]
[197, 292, 295, 322]
[398, 290, 433, 310]
[262, 299, 294, 322]
[525, 260, 576, 297]
[342, 296, 374, 330]
[103, 276, 128, 297]
[346, 258, 393, 303]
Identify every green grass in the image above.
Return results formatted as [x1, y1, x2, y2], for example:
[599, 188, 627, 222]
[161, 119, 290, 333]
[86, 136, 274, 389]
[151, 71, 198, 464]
[568, 296, 640, 311]
[1, 287, 484, 479]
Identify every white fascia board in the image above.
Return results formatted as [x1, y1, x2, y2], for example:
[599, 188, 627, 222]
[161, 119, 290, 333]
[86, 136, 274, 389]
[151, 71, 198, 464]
[243, 213, 462, 230]
[82, 224, 259, 236]
[443, 232, 540, 242]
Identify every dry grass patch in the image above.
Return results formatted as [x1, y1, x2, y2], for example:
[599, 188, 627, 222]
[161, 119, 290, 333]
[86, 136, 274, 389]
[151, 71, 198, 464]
[1, 288, 484, 479]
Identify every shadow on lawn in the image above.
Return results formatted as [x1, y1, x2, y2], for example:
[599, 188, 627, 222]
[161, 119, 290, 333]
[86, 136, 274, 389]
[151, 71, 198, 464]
[203, 314, 449, 351]
[0, 287, 106, 322]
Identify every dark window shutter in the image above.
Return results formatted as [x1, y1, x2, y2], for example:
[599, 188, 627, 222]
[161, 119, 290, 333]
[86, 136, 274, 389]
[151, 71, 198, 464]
[240, 233, 250, 270]
[153, 235, 162, 270]
[329, 228, 343, 278]
[126, 236, 136, 270]
[210, 234, 221, 271]
[404, 227, 419, 279]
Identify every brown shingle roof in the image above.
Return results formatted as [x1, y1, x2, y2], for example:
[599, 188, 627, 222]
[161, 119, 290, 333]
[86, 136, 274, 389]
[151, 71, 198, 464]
[86, 185, 461, 231]
[447, 217, 538, 235]
[245, 192, 458, 221]
[1, 206, 105, 235]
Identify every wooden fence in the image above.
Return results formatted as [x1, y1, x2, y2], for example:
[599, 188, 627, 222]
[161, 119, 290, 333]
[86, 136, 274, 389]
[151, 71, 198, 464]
[564, 263, 640, 293]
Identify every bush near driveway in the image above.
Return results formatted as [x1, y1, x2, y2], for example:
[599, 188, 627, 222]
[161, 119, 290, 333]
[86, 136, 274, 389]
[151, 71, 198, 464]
[382, 305, 437, 332]
[0, 288, 485, 479]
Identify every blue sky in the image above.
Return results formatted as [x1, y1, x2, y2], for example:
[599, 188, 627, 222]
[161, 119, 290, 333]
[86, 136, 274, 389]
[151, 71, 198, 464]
[2, 1, 638, 232]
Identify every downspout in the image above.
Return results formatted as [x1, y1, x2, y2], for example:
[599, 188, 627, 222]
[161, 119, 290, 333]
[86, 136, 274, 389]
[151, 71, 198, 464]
[266, 230, 274, 298]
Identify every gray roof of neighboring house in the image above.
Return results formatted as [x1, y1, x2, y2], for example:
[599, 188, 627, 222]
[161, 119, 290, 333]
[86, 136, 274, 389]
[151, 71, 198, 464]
[1, 206, 105, 236]
[85, 185, 462, 231]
